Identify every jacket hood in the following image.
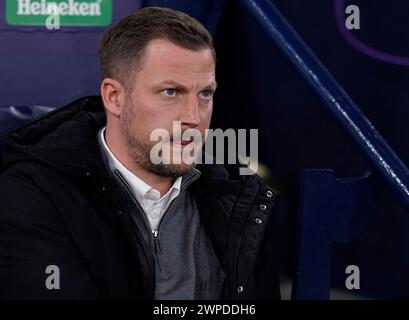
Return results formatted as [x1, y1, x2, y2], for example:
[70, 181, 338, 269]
[3, 96, 106, 174]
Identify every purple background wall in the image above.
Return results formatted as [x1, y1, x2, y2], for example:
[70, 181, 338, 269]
[0, 1, 142, 107]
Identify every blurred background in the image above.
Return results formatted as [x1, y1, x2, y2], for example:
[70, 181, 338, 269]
[1, 0, 409, 299]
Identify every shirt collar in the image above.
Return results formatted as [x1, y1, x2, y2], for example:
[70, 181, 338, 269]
[97, 127, 182, 203]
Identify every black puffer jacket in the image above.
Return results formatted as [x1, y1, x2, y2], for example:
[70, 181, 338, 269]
[0, 96, 280, 300]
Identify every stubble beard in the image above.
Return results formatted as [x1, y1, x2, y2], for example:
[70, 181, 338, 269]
[121, 98, 195, 178]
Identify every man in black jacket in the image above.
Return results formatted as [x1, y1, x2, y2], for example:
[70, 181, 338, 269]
[0, 7, 280, 299]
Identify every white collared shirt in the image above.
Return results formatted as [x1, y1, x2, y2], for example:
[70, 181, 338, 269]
[98, 127, 182, 232]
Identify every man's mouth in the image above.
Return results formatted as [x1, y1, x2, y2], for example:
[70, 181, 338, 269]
[170, 137, 194, 147]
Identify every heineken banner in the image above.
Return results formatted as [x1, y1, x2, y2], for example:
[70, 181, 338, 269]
[5, 0, 112, 26]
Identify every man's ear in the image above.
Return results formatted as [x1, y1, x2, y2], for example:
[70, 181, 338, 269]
[101, 78, 126, 117]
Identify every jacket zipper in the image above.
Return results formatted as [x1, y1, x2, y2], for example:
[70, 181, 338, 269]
[114, 168, 200, 296]
[152, 230, 161, 254]
[149, 171, 199, 257]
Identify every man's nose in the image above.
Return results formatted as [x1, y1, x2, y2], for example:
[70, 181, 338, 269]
[181, 96, 201, 127]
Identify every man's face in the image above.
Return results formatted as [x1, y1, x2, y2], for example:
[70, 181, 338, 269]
[120, 38, 216, 177]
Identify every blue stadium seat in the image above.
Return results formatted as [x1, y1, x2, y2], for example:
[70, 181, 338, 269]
[292, 169, 375, 299]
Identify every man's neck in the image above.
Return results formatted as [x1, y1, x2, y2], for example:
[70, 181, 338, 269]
[105, 129, 174, 196]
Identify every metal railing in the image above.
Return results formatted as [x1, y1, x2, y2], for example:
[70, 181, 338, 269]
[241, 0, 409, 210]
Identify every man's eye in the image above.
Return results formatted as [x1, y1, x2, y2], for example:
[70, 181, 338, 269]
[162, 89, 177, 97]
[200, 90, 213, 99]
